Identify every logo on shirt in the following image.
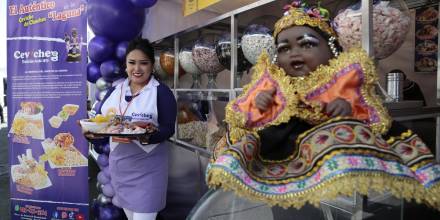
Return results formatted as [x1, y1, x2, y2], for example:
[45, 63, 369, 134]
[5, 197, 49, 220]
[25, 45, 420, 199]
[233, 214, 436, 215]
[131, 112, 153, 119]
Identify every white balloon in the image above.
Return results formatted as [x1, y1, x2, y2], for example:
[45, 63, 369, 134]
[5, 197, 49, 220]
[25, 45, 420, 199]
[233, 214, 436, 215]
[96, 77, 111, 91]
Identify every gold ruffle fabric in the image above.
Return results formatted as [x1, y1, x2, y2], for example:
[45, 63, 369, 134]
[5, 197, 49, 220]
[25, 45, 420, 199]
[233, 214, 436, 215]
[225, 48, 391, 144]
[225, 51, 300, 143]
[207, 118, 440, 210]
[273, 7, 336, 38]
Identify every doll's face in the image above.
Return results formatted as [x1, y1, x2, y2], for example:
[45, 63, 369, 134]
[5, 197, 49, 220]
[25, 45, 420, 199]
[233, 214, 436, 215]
[126, 49, 153, 86]
[276, 26, 333, 77]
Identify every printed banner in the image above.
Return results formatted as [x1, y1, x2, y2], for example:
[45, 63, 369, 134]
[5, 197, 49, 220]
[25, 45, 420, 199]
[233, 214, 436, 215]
[7, 0, 88, 219]
[414, 4, 438, 73]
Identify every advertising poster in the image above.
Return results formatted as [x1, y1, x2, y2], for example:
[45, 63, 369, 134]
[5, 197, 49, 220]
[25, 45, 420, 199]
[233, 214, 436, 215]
[7, 0, 88, 219]
[414, 4, 439, 73]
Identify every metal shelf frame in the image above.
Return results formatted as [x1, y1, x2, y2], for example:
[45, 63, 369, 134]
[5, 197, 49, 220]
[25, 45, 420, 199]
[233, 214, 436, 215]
[153, 1, 440, 219]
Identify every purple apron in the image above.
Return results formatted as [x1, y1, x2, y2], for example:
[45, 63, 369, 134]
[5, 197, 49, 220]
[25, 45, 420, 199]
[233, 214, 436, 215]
[109, 141, 168, 213]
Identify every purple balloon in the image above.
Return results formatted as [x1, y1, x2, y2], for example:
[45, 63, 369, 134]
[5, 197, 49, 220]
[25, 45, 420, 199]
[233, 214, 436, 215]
[100, 60, 123, 81]
[87, 0, 146, 42]
[130, 0, 157, 8]
[102, 143, 111, 155]
[90, 136, 109, 147]
[97, 171, 111, 184]
[102, 184, 115, 197]
[88, 36, 114, 63]
[103, 166, 111, 177]
[99, 204, 124, 220]
[93, 143, 105, 154]
[87, 62, 102, 83]
[115, 41, 129, 61]
[97, 154, 109, 168]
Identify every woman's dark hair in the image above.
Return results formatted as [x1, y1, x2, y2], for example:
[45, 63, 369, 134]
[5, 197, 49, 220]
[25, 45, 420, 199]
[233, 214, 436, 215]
[125, 37, 155, 65]
[124, 37, 160, 80]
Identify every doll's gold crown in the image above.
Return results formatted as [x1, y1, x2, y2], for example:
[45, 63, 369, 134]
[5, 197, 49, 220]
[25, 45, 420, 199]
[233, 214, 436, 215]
[273, 3, 336, 39]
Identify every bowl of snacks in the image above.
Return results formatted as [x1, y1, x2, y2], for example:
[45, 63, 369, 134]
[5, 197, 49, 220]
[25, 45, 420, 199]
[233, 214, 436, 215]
[79, 114, 111, 133]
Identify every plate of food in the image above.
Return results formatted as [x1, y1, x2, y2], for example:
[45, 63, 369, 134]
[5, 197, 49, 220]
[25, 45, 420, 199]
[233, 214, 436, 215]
[416, 25, 438, 40]
[81, 115, 158, 137]
[416, 57, 437, 72]
[416, 40, 438, 55]
[93, 120, 158, 137]
[11, 149, 52, 190]
[417, 7, 438, 23]
[40, 133, 88, 168]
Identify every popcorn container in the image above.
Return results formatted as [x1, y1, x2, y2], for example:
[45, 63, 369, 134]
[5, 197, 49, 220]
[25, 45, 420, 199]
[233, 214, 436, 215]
[192, 34, 224, 89]
[241, 24, 276, 65]
[179, 45, 202, 88]
[333, 0, 410, 60]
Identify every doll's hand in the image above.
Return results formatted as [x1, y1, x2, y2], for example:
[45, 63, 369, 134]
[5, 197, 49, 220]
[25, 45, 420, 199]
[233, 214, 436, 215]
[325, 98, 352, 117]
[255, 88, 276, 112]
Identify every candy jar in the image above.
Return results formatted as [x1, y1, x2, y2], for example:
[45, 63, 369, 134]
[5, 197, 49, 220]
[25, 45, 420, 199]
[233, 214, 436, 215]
[215, 33, 252, 87]
[159, 49, 185, 78]
[241, 24, 276, 65]
[179, 45, 202, 88]
[154, 52, 168, 81]
[333, 0, 410, 59]
[192, 34, 224, 89]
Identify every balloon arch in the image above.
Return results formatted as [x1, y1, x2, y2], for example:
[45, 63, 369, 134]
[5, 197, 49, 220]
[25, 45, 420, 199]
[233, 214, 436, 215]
[86, 0, 157, 219]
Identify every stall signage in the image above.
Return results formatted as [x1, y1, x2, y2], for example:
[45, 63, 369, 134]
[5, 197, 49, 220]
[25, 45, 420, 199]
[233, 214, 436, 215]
[183, 0, 222, 16]
[7, 0, 89, 219]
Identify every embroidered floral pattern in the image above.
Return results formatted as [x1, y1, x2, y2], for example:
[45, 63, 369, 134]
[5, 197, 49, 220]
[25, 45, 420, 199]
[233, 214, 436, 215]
[207, 119, 440, 210]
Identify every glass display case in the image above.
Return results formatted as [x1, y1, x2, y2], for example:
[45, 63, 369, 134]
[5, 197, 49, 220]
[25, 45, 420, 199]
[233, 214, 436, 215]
[151, 0, 440, 219]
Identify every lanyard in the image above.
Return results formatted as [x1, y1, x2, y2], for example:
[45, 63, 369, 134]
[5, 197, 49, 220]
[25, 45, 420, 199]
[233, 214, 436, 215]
[118, 83, 143, 118]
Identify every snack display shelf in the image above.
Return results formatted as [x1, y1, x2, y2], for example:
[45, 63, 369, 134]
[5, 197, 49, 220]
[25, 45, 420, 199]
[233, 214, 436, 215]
[150, 1, 440, 219]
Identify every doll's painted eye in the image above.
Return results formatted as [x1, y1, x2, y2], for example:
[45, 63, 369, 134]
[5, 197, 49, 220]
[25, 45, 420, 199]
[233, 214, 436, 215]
[277, 44, 290, 53]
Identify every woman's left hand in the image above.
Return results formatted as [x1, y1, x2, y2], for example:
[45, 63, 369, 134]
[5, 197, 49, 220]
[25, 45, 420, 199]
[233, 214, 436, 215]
[325, 98, 352, 117]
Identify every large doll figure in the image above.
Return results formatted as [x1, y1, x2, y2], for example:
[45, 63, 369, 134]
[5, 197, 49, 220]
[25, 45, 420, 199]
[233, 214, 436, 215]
[206, 1, 440, 211]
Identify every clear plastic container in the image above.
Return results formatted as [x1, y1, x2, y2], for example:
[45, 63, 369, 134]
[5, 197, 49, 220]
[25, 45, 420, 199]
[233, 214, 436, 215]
[192, 35, 225, 88]
[192, 35, 224, 74]
[333, 0, 410, 59]
[160, 49, 185, 77]
[179, 45, 202, 88]
[241, 24, 276, 65]
[215, 33, 252, 72]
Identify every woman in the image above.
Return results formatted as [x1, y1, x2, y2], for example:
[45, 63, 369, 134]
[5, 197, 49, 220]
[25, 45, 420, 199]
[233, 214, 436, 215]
[206, 1, 440, 213]
[88, 38, 177, 220]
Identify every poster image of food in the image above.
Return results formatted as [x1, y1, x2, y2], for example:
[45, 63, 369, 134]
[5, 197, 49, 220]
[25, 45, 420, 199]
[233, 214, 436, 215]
[9, 101, 45, 143]
[40, 132, 87, 168]
[414, 5, 438, 72]
[11, 149, 52, 190]
[7, 0, 88, 219]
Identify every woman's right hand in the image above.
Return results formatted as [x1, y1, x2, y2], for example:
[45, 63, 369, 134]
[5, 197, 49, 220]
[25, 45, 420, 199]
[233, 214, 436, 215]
[255, 87, 276, 112]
